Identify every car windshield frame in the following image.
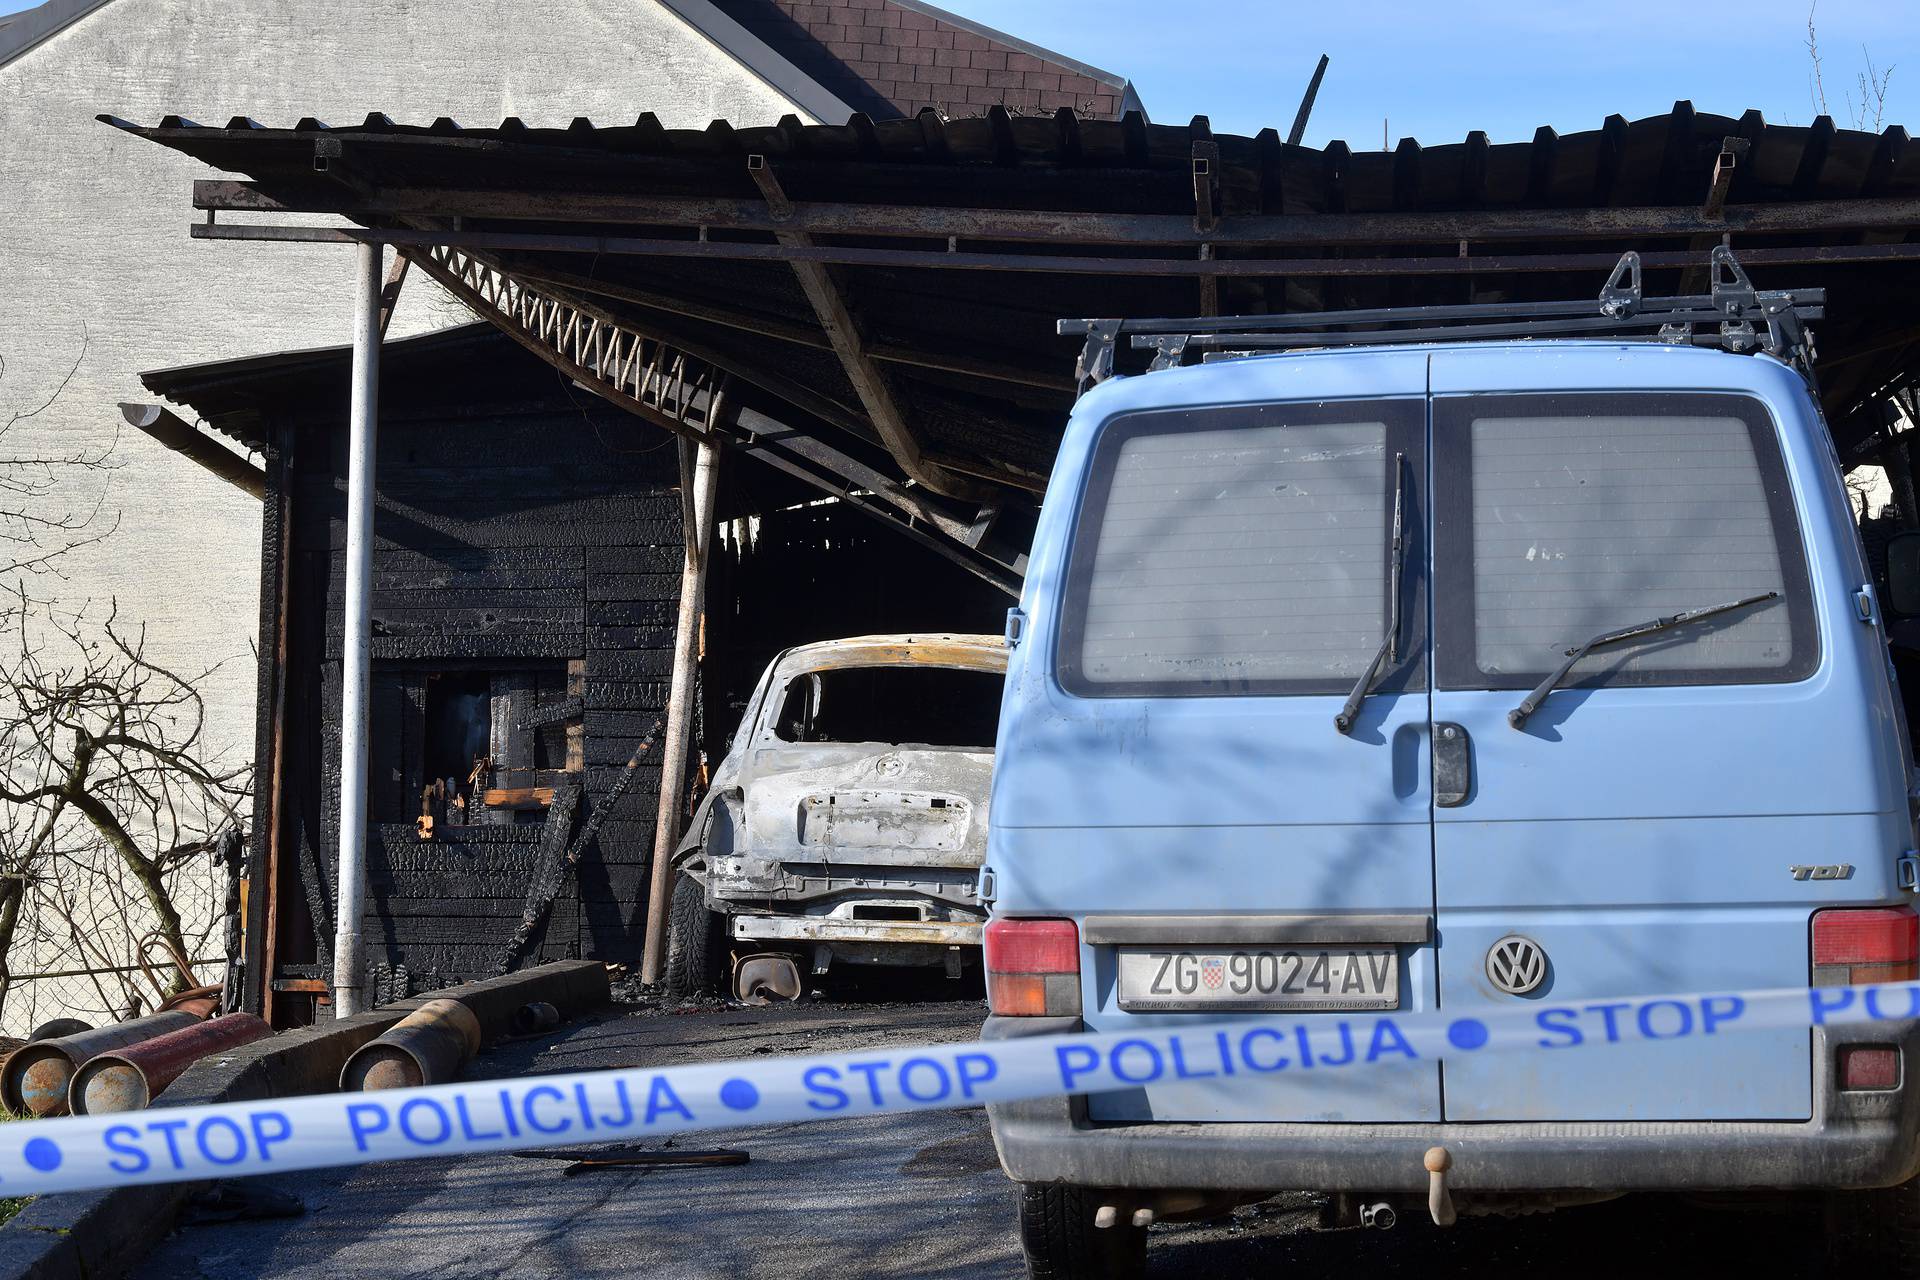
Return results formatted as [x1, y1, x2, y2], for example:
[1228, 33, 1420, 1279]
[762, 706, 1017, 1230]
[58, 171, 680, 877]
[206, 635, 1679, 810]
[762, 657, 1006, 749]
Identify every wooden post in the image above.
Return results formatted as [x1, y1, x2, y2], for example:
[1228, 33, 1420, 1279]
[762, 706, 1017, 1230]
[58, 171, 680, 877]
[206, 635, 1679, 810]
[640, 436, 721, 984]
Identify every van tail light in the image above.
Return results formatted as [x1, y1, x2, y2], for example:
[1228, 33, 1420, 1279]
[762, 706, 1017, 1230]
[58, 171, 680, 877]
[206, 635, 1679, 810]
[985, 918, 1081, 1017]
[1812, 906, 1920, 985]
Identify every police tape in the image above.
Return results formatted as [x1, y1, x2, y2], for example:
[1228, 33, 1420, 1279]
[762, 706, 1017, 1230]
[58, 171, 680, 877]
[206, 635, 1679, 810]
[3, 979, 1916, 1198]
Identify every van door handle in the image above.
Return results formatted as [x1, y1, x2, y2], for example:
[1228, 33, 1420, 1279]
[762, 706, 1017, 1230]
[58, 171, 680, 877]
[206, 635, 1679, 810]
[1434, 723, 1471, 808]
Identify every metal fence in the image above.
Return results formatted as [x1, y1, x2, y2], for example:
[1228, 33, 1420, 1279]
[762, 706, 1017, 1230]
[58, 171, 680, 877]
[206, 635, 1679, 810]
[0, 957, 227, 1040]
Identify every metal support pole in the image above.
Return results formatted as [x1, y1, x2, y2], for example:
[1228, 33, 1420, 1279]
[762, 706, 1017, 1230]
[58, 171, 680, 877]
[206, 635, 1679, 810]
[333, 241, 383, 1018]
[640, 435, 722, 984]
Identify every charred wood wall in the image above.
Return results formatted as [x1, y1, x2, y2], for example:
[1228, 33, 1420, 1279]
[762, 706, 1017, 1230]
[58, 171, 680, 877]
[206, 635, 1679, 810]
[271, 384, 680, 1016]
[704, 499, 1012, 763]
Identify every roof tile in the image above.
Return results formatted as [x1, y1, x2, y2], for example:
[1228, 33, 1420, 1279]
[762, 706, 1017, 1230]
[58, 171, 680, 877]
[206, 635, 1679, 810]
[705, 1, 1129, 121]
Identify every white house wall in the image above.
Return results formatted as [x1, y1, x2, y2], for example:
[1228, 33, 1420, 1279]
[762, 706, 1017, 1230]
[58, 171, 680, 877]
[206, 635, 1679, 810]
[0, 0, 811, 766]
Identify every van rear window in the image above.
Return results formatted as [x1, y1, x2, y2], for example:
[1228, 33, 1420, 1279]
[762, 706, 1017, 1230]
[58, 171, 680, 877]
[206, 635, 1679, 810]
[1434, 392, 1816, 690]
[1056, 400, 1426, 696]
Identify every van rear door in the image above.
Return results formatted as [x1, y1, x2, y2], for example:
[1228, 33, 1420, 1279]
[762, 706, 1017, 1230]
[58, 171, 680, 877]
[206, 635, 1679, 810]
[995, 351, 1440, 1122]
[1427, 356, 1830, 1121]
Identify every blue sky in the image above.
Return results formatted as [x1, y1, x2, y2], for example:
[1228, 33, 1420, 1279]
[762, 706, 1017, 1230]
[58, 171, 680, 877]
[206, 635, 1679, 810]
[936, 0, 1918, 144]
[2, 0, 1913, 144]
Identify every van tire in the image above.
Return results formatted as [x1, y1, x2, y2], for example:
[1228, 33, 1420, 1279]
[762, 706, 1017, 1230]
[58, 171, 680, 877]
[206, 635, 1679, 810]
[662, 871, 727, 1001]
[1017, 1184, 1146, 1280]
[1825, 1175, 1920, 1274]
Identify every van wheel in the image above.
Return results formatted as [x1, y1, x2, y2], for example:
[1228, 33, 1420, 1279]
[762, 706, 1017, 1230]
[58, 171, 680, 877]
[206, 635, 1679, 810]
[1017, 1184, 1146, 1280]
[1825, 1174, 1920, 1274]
[661, 870, 727, 1001]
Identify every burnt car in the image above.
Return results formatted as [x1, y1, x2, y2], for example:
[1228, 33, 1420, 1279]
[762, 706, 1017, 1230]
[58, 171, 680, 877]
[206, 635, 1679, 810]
[664, 633, 1007, 1000]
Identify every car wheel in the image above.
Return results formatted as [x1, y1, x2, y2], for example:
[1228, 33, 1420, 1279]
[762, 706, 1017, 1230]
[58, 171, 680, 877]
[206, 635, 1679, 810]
[1017, 1184, 1146, 1280]
[1826, 1173, 1920, 1274]
[661, 869, 727, 1000]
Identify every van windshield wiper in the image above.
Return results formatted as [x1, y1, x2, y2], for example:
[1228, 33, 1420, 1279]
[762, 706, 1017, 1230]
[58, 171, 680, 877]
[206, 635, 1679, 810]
[1506, 591, 1781, 730]
[1335, 452, 1408, 735]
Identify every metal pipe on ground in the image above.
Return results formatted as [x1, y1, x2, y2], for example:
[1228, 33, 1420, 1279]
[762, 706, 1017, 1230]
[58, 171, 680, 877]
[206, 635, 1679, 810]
[339, 999, 482, 1092]
[2, 1001, 217, 1117]
[440, 962, 611, 1040]
[68, 1013, 274, 1115]
[511, 1001, 560, 1036]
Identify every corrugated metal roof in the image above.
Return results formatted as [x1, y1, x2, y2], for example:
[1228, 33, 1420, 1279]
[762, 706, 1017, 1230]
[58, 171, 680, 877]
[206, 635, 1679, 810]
[106, 104, 1920, 479]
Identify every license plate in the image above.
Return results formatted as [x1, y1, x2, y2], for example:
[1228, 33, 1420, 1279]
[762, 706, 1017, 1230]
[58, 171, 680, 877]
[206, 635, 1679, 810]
[1115, 946, 1399, 1012]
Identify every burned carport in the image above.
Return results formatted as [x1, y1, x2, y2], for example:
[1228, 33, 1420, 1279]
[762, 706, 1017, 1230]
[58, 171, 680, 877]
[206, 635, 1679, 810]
[108, 102, 1920, 1022]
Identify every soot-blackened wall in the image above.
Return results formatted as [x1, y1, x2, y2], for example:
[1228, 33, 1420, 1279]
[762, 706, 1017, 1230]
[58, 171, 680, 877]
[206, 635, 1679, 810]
[269, 351, 682, 1012]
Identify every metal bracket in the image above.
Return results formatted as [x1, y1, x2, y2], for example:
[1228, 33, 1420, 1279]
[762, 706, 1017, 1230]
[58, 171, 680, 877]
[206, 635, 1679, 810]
[1900, 852, 1919, 893]
[1145, 334, 1191, 372]
[1598, 250, 1642, 317]
[1061, 318, 1123, 390]
[1062, 247, 1821, 390]
[1710, 244, 1762, 352]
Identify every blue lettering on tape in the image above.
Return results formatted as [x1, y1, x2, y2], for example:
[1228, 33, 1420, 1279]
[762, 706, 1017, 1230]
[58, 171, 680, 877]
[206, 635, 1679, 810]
[1536, 1007, 1582, 1049]
[898, 1059, 950, 1104]
[196, 1117, 249, 1166]
[150, 1118, 190, 1170]
[1810, 987, 1855, 1025]
[955, 1053, 997, 1098]
[1318, 1024, 1356, 1067]
[1367, 1021, 1417, 1063]
[398, 1099, 452, 1146]
[1055, 1044, 1100, 1091]
[103, 1125, 147, 1175]
[12, 978, 1920, 1202]
[1110, 1040, 1162, 1085]
[803, 1066, 849, 1112]
[250, 1112, 292, 1163]
[1637, 1000, 1694, 1040]
[846, 1061, 891, 1107]
[645, 1078, 693, 1124]
[1169, 1038, 1216, 1081]
[1866, 986, 1920, 1020]
[1700, 996, 1744, 1034]
[1240, 1028, 1288, 1073]
[455, 1095, 503, 1143]
[346, 1103, 390, 1152]
[599, 1080, 635, 1128]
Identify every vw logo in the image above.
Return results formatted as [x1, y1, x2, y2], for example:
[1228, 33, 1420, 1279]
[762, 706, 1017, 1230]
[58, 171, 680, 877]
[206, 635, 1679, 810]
[1486, 935, 1548, 995]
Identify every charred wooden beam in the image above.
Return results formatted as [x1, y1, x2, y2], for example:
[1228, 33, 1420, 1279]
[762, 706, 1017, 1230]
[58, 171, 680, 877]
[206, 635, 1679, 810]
[746, 154, 973, 500]
[193, 178, 1920, 248]
[377, 253, 410, 338]
[197, 220, 1920, 278]
[407, 244, 1022, 593]
[1287, 55, 1330, 147]
[510, 262, 1071, 392]
[119, 403, 266, 497]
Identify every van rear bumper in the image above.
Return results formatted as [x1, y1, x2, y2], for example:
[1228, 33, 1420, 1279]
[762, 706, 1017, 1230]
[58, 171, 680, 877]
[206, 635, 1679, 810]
[983, 1015, 1920, 1193]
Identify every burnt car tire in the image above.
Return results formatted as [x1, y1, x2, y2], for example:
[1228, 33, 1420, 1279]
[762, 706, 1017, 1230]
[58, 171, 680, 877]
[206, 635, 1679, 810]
[1825, 1174, 1920, 1274]
[1017, 1184, 1146, 1280]
[662, 871, 728, 1001]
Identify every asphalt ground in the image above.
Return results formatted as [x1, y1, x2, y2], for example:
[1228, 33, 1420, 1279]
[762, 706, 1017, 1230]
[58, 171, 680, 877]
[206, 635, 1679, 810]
[133, 975, 1829, 1279]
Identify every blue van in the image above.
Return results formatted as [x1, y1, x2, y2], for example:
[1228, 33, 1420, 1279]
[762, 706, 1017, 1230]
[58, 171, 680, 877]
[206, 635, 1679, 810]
[981, 254, 1920, 1277]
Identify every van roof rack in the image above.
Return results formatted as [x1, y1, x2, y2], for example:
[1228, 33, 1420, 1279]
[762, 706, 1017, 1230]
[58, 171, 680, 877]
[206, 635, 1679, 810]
[1058, 247, 1823, 393]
